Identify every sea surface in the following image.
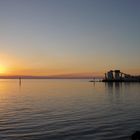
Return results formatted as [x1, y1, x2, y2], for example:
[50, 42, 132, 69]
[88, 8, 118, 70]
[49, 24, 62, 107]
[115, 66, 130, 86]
[0, 79, 140, 140]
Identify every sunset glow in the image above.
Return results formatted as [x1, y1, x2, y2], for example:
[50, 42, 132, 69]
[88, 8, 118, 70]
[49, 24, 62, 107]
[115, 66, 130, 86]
[0, 64, 7, 74]
[0, 0, 139, 78]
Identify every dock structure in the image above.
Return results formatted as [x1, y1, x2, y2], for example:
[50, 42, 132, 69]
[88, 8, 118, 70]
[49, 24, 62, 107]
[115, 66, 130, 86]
[103, 70, 140, 82]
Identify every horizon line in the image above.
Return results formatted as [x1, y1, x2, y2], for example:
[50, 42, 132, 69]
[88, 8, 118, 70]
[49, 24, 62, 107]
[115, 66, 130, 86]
[0, 75, 103, 79]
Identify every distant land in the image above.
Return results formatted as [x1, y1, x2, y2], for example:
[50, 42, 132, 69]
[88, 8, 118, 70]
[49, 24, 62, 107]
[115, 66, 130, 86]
[0, 75, 103, 79]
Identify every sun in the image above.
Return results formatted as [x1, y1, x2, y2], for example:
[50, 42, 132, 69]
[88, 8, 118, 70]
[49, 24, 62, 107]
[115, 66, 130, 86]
[0, 65, 7, 74]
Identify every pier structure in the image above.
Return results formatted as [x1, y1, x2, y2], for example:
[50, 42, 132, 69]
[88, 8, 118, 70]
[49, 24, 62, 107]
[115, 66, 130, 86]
[103, 70, 140, 82]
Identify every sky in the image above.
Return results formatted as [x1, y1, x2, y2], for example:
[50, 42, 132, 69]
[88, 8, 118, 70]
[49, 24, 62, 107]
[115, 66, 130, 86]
[0, 0, 140, 77]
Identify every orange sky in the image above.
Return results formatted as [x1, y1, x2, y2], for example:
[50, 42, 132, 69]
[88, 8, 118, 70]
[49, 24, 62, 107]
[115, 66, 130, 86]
[0, 53, 139, 78]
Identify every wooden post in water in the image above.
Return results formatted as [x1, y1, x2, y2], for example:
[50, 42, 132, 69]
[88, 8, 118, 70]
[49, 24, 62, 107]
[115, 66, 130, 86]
[19, 77, 21, 86]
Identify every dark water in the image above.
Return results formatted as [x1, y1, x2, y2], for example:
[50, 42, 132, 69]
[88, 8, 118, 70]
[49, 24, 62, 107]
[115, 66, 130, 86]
[0, 79, 140, 140]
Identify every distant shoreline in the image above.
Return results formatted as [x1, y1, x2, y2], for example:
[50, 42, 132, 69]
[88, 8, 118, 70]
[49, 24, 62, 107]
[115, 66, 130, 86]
[0, 78, 91, 79]
[0, 76, 103, 80]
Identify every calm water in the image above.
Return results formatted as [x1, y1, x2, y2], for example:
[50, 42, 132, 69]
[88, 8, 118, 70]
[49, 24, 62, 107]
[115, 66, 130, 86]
[0, 79, 140, 140]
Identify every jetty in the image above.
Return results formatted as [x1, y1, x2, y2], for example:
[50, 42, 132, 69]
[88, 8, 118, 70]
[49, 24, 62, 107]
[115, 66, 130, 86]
[102, 70, 140, 82]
